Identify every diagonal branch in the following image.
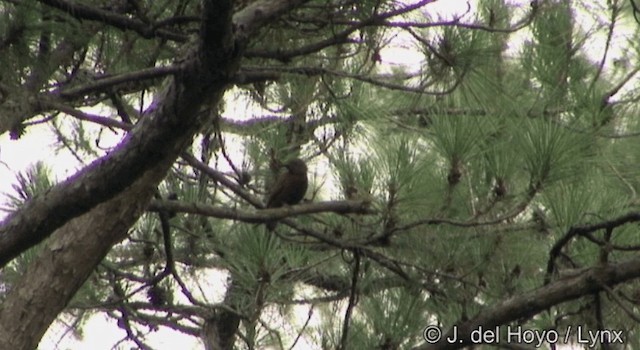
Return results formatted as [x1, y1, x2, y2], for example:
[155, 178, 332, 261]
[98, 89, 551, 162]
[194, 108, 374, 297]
[0, 0, 310, 268]
[414, 254, 640, 350]
[245, 0, 438, 61]
[56, 65, 182, 101]
[0, 1, 316, 349]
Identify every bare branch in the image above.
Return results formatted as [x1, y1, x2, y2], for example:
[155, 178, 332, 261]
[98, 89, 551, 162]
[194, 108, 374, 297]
[546, 212, 640, 283]
[37, 0, 188, 41]
[243, 65, 459, 95]
[147, 198, 374, 223]
[56, 65, 182, 101]
[245, 0, 438, 61]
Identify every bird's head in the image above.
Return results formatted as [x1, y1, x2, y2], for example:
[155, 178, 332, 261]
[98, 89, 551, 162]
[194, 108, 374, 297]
[285, 158, 307, 175]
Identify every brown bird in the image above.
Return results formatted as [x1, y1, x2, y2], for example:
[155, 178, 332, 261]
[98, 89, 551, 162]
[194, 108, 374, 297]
[265, 158, 308, 230]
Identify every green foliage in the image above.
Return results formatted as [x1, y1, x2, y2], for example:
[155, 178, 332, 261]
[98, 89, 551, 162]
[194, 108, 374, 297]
[5, 0, 640, 349]
[517, 118, 593, 189]
[4, 161, 53, 211]
[1, 162, 54, 299]
[351, 288, 430, 349]
[430, 113, 483, 165]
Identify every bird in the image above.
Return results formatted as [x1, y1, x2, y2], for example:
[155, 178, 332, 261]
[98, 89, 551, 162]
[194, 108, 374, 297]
[265, 158, 308, 230]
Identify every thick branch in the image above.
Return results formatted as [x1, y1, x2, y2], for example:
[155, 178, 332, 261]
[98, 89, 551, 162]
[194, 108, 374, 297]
[414, 256, 640, 350]
[0, 60, 216, 267]
[0, 169, 159, 350]
[0, 1, 315, 349]
[0, 0, 307, 267]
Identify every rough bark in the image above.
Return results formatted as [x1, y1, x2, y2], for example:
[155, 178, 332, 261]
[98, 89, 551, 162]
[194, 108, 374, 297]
[202, 282, 243, 350]
[414, 256, 640, 350]
[0, 167, 161, 350]
[0, 0, 309, 269]
[0, 1, 310, 349]
[0, 22, 232, 267]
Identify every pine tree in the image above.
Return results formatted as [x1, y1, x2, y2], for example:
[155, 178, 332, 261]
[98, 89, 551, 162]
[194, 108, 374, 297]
[1, 0, 640, 349]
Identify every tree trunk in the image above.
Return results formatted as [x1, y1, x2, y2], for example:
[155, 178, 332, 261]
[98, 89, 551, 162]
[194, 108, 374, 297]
[0, 168, 159, 349]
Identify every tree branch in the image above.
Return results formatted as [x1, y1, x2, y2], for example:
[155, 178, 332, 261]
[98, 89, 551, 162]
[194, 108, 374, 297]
[0, 0, 309, 267]
[0, 1, 318, 349]
[56, 65, 182, 101]
[37, 0, 188, 41]
[545, 212, 640, 283]
[147, 198, 374, 223]
[414, 255, 640, 349]
[244, 0, 438, 61]
[0, 168, 159, 349]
